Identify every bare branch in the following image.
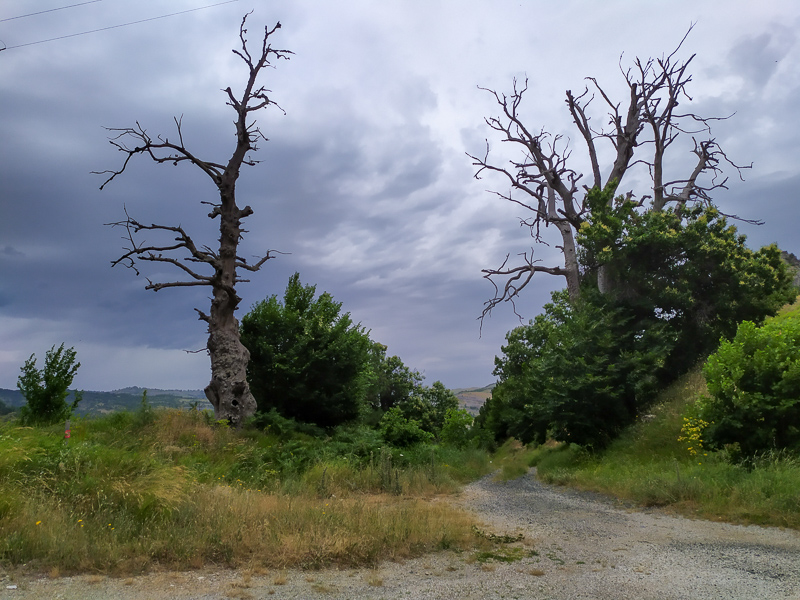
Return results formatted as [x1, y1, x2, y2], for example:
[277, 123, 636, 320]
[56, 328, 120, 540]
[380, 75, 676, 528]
[473, 25, 748, 315]
[236, 249, 289, 272]
[93, 120, 227, 190]
[566, 88, 602, 189]
[480, 251, 567, 329]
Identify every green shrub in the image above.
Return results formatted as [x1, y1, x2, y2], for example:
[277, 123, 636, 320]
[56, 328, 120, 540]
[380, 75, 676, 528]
[241, 273, 374, 428]
[485, 291, 669, 448]
[396, 381, 460, 437]
[440, 407, 474, 448]
[696, 307, 800, 455]
[17, 344, 82, 426]
[247, 408, 326, 439]
[379, 407, 433, 447]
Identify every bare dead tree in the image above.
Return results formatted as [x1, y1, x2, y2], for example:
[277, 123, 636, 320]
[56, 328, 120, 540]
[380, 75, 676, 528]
[95, 15, 292, 427]
[469, 27, 750, 319]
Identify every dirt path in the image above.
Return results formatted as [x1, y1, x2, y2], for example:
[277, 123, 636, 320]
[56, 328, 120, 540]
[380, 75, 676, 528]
[3, 470, 799, 599]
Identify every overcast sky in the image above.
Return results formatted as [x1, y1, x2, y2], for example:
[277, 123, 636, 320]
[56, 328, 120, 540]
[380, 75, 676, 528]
[1, 0, 799, 393]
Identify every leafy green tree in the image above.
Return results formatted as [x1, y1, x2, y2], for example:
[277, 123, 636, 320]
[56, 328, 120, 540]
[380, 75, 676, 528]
[17, 344, 82, 426]
[485, 291, 671, 447]
[397, 381, 459, 436]
[379, 407, 433, 447]
[695, 307, 800, 455]
[482, 200, 795, 448]
[240, 273, 374, 428]
[579, 196, 796, 373]
[365, 344, 422, 412]
[440, 407, 475, 448]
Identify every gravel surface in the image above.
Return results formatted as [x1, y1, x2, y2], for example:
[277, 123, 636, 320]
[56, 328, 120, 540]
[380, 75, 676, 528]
[3, 469, 799, 599]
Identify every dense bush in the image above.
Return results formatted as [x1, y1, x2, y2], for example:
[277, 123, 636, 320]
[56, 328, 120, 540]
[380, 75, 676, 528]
[17, 343, 82, 426]
[379, 407, 434, 447]
[580, 196, 796, 373]
[482, 291, 672, 447]
[396, 381, 460, 436]
[695, 305, 800, 455]
[440, 407, 475, 448]
[241, 273, 374, 428]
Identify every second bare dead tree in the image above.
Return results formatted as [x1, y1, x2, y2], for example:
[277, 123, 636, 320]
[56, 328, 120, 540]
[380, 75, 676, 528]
[96, 15, 291, 426]
[469, 29, 748, 318]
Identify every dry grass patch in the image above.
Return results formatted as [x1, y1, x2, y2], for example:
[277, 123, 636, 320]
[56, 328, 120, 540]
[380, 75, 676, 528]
[1, 482, 478, 574]
[0, 410, 495, 575]
[152, 409, 221, 450]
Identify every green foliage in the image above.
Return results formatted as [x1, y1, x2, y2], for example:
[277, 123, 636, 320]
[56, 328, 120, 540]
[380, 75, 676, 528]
[17, 344, 82, 426]
[481, 192, 795, 449]
[247, 408, 326, 439]
[241, 273, 374, 428]
[366, 345, 423, 413]
[695, 304, 800, 455]
[440, 407, 474, 448]
[580, 200, 796, 373]
[240, 273, 460, 439]
[379, 407, 434, 447]
[483, 291, 671, 447]
[396, 380, 460, 436]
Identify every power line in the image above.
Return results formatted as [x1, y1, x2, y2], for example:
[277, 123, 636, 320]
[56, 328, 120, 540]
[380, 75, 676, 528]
[1, 1, 104, 23]
[1, 0, 239, 51]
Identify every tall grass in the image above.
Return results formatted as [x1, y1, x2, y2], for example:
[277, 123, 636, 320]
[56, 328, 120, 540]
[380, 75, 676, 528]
[0, 409, 493, 574]
[531, 368, 800, 529]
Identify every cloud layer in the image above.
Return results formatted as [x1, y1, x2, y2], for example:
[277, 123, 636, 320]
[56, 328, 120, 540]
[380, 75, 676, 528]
[1, 0, 799, 391]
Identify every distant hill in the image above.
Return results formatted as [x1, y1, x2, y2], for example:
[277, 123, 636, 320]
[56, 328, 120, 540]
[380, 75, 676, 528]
[0, 387, 208, 416]
[0, 384, 493, 418]
[112, 386, 206, 399]
[452, 384, 494, 415]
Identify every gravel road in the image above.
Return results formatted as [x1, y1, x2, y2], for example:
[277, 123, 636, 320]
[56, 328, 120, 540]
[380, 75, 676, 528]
[3, 469, 799, 599]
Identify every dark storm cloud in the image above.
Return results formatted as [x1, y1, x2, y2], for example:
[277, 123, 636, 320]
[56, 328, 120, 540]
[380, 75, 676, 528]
[2, 1, 799, 391]
[728, 26, 796, 88]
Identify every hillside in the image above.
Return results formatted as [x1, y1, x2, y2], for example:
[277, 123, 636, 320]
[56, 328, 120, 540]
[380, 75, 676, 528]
[0, 387, 206, 415]
[0, 384, 486, 416]
[453, 384, 494, 415]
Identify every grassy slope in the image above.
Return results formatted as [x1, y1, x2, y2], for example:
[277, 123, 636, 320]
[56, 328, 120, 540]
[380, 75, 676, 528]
[453, 385, 494, 416]
[0, 409, 500, 574]
[531, 302, 800, 529]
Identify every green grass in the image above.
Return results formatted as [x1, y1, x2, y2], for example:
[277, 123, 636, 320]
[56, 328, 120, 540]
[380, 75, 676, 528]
[0, 409, 496, 574]
[490, 438, 540, 481]
[530, 368, 800, 529]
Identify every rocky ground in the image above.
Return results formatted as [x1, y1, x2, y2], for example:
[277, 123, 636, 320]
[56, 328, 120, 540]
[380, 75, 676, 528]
[3, 469, 799, 599]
